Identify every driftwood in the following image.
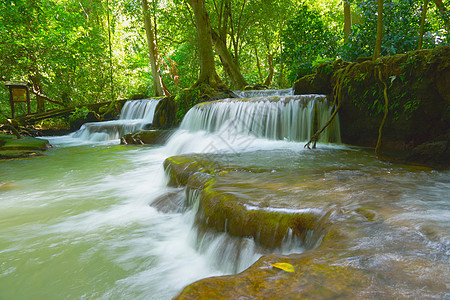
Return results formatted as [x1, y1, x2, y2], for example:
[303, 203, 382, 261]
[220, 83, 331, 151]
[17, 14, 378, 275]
[8, 100, 128, 125]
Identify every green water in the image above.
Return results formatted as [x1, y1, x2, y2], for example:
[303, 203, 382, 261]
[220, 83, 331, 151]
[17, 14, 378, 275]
[1, 134, 449, 299]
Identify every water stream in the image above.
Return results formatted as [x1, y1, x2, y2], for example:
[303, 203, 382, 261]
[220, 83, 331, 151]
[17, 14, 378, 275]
[1, 92, 448, 299]
[72, 99, 160, 142]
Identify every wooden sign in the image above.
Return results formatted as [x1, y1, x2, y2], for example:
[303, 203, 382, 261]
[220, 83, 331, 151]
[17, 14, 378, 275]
[12, 88, 27, 102]
[4, 81, 31, 118]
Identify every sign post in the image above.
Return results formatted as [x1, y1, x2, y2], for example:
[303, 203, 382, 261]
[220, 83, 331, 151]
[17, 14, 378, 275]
[5, 81, 31, 118]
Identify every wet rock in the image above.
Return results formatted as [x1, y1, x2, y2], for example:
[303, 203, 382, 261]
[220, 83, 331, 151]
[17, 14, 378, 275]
[120, 129, 173, 145]
[0, 135, 51, 151]
[166, 152, 449, 299]
[293, 46, 450, 158]
[153, 97, 178, 129]
[150, 188, 186, 213]
[407, 139, 449, 166]
[70, 110, 99, 131]
[164, 155, 329, 250]
[0, 134, 50, 159]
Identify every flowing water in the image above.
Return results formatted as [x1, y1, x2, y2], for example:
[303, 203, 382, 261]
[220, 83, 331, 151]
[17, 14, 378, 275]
[0, 93, 449, 299]
[72, 99, 160, 142]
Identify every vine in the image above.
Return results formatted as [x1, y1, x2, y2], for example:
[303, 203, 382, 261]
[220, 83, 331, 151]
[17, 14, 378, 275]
[304, 62, 356, 149]
[375, 64, 389, 155]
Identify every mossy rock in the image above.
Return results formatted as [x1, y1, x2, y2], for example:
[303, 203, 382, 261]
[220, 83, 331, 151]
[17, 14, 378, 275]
[153, 97, 178, 129]
[120, 129, 173, 145]
[0, 136, 51, 151]
[0, 150, 44, 159]
[163, 154, 329, 249]
[294, 46, 450, 157]
[175, 252, 374, 299]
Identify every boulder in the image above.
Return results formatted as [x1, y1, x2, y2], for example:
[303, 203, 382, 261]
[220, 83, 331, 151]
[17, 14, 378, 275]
[167, 152, 449, 299]
[293, 46, 450, 165]
[0, 134, 51, 159]
[120, 129, 173, 145]
[153, 97, 178, 129]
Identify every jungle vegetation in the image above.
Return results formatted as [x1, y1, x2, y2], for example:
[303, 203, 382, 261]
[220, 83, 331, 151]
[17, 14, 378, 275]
[0, 0, 448, 120]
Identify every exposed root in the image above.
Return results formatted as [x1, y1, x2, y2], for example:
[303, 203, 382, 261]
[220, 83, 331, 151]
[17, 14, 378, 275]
[375, 65, 389, 155]
[305, 63, 356, 149]
[0, 124, 21, 139]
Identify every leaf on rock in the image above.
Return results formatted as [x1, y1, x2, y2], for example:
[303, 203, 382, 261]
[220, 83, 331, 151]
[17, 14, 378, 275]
[270, 262, 295, 273]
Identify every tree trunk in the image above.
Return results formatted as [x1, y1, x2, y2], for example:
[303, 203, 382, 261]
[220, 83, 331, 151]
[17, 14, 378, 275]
[373, 0, 384, 60]
[142, 0, 165, 96]
[432, 0, 450, 38]
[254, 47, 264, 83]
[418, 0, 429, 50]
[344, 0, 352, 43]
[187, 0, 223, 88]
[277, 44, 286, 88]
[29, 73, 45, 113]
[211, 30, 248, 89]
[263, 52, 274, 87]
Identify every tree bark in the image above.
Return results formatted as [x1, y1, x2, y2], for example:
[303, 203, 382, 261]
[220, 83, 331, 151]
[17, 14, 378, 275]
[418, 0, 429, 50]
[373, 0, 384, 60]
[344, 0, 352, 43]
[211, 30, 248, 89]
[142, 0, 165, 96]
[263, 52, 274, 87]
[187, 0, 223, 88]
[432, 0, 450, 38]
[254, 47, 264, 83]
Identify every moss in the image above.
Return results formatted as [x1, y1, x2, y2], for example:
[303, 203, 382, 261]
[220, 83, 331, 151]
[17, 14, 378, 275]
[0, 136, 50, 151]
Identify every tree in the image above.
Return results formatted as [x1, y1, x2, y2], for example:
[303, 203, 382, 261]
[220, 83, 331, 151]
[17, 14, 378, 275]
[344, 0, 352, 42]
[432, 0, 450, 37]
[186, 0, 224, 89]
[418, 0, 429, 50]
[373, 0, 383, 59]
[209, 0, 248, 89]
[282, 4, 337, 81]
[142, 0, 169, 96]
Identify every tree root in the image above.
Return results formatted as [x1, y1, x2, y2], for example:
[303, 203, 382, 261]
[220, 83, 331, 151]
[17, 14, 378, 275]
[375, 65, 389, 155]
[0, 124, 21, 139]
[305, 62, 356, 149]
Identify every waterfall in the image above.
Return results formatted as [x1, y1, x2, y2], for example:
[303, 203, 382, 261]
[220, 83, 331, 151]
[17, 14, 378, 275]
[119, 99, 160, 121]
[181, 94, 341, 143]
[72, 99, 160, 141]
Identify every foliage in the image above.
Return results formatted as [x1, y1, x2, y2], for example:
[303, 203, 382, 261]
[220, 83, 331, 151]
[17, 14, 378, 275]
[281, 5, 338, 82]
[174, 84, 217, 122]
[0, 0, 112, 106]
[1, 0, 448, 123]
[340, 0, 448, 61]
[69, 107, 90, 123]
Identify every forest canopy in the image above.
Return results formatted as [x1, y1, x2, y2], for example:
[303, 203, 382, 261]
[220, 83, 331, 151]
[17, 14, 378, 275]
[1, 0, 448, 119]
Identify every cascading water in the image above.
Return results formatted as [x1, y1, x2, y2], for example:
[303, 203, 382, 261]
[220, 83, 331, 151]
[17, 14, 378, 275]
[71, 99, 160, 142]
[1, 90, 448, 299]
[181, 94, 341, 143]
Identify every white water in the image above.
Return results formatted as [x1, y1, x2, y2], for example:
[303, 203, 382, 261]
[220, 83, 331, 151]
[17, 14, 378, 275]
[2, 91, 448, 299]
[181, 95, 341, 143]
[71, 99, 160, 142]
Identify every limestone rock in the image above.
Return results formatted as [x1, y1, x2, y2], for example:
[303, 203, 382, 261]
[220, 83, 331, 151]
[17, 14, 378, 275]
[120, 129, 173, 145]
[153, 97, 178, 129]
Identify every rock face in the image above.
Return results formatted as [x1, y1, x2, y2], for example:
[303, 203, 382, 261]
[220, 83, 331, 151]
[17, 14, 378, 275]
[120, 129, 173, 145]
[153, 97, 178, 129]
[162, 151, 449, 299]
[0, 133, 51, 159]
[293, 46, 450, 166]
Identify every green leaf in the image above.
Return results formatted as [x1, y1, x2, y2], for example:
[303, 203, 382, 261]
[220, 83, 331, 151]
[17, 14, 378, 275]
[270, 262, 295, 273]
